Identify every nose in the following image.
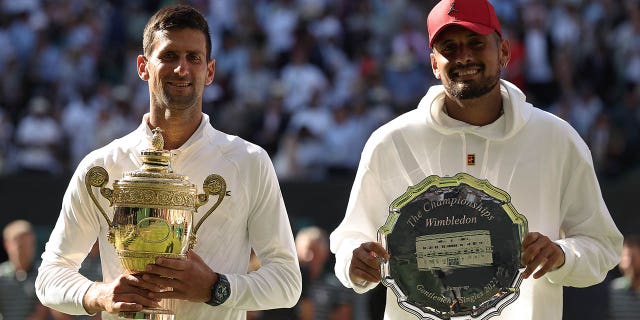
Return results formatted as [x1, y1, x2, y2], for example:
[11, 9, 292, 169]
[454, 45, 473, 64]
[174, 58, 189, 76]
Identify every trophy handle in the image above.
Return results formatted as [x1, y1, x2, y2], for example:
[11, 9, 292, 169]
[85, 166, 116, 243]
[191, 174, 227, 249]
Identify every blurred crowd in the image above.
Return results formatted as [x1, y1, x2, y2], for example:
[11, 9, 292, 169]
[0, 0, 639, 181]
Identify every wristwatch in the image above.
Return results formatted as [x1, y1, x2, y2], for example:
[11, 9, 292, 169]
[206, 273, 230, 306]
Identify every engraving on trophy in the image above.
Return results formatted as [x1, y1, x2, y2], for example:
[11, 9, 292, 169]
[113, 188, 196, 207]
[84, 127, 227, 319]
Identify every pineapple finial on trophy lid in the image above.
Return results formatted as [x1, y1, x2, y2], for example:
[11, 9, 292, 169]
[151, 127, 164, 150]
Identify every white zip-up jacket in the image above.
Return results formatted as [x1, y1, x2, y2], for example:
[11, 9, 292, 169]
[330, 80, 622, 320]
[36, 113, 302, 320]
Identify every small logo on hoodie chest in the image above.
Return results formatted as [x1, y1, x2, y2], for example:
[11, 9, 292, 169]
[467, 154, 476, 166]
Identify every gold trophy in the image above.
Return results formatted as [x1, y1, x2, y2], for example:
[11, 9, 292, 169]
[85, 128, 226, 320]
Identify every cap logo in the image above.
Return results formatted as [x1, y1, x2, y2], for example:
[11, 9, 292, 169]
[448, 1, 458, 15]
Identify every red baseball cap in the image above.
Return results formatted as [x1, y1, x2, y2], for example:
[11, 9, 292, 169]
[427, 0, 502, 48]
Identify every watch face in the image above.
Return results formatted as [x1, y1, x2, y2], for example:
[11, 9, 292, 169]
[216, 285, 228, 299]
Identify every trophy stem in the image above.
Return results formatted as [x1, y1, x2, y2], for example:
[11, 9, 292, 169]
[118, 307, 175, 320]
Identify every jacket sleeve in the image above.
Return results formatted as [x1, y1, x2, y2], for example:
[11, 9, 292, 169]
[225, 150, 302, 309]
[546, 147, 623, 287]
[330, 145, 390, 294]
[35, 164, 104, 315]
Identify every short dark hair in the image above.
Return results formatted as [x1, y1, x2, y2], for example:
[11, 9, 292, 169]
[142, 4, 212, 61]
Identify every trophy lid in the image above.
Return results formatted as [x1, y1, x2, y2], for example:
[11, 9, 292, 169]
[125, 127, 186, 180]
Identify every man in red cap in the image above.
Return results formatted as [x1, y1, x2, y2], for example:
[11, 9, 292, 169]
[330, 0, 622, 319]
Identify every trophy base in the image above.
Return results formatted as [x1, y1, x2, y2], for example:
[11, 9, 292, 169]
[118, 308, 175, 320]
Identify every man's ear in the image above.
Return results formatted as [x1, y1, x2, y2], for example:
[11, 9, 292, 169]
[430, 53, 441, 79]
[205, 59, 216, 85]
[499, 39, 511, 68]
[137, 55, 149, 81]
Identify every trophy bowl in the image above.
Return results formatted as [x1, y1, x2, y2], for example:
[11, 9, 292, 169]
[85, 128, 226, 319]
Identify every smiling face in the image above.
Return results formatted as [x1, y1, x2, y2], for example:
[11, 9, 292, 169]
[430, 25, 509, 101]
[137, 28, 215, 113]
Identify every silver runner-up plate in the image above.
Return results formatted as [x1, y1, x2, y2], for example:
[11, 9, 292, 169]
[378, 173, 528, 320]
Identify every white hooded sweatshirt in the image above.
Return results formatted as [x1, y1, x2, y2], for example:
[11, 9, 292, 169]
[330, 80, 622, 320]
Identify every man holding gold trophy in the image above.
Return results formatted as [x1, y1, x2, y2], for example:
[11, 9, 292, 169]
[35, 4, 301, 320]
[330, 0, 622, 319]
